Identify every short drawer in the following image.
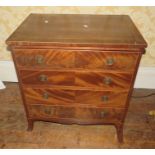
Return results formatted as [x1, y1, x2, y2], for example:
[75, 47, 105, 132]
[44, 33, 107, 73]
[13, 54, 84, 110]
[28, 104, 75, 119]
[75, 71, 133, 90]
[19, 70, 74, 86]
[13, 49, 75, 68]
[27, 104, 125, 122]
[75, 51, 139, 71]
[76, 90, 128, 107]
[24, 88, 75, 105]
[23, 88, 128, 108]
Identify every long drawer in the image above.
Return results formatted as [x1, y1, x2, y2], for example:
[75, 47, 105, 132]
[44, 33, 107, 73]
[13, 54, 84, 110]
[13, 49, 139, 71]
[23, 88, 128, 108]
[27, 104, 125, 123]
[19, 70, 132, 90]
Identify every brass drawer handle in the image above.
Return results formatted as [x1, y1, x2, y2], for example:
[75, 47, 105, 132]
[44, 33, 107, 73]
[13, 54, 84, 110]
[104, 77, 112, 85]
[100, 110, 109, 118]
[149, 110, 155, 116]
[106, 58, 115, 66]
[39, 74, 48, 82]
[44, 107, 53, 115]
[35, 55, 44, 64]
[101, 95, 109, 102]
[43, 92, 49, 99]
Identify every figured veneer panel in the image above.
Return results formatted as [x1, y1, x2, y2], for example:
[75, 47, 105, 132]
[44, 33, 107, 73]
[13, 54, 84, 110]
[19, 70, 75, 86]
[20, 69, 132, 90]
[75, 71, 133, 90]
[28, 104, 76, 119]
[13, 48, 139, 72]
[28, 104, 125, 123]
[24, 88, 75, 105]
[75, 90, 128, 107]
[75, 107, 125, 121]
[13, 49, 75, 68]
[75, 51, 139, 71]
[23, 87, 128, 108]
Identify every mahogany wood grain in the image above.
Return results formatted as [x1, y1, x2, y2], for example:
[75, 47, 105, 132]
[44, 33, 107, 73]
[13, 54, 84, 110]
[23, 88, 128, 108]
[75, 51, 139, 71]
[27, 104, 125, 123]
[75, 71, 133, 90]
[24, 88, 75, 105]
[13, 49, 75, 68]
[6, 14, 147, 143]
[19, 70, 133, 90]
[6, 14, 147, 48]
[19, 70, 75, 86]
[11, 45, 145, 52]
[13, 48, 138, 72]
[75, 90, 128, 108]
[10, 44, 33, 131]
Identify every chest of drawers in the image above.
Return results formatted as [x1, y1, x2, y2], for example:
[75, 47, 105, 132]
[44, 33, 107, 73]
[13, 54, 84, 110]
[6, 14, 147, 143]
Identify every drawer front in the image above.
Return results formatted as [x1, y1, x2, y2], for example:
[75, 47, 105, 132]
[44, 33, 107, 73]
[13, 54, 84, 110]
[13, 49, 74, 68]
[13, 49, 139, 71]
[75, 90, 128, 107]
[28, 104, 75, 119]
[23, 88, 128, 108]
[75, 51, 139, 71]
[19, 70, 74, 86]
[20, 70, 132, 89]
[75, 71, 132, 90]
[27, 104, 125, 122]
[24, 88, 75, 105]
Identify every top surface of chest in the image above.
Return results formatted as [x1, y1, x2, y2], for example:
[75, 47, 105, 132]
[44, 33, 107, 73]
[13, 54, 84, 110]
[6, 14, 147, 48]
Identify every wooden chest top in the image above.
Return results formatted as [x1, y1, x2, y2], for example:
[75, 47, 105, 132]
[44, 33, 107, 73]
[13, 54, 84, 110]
[6, 14, 147, 48]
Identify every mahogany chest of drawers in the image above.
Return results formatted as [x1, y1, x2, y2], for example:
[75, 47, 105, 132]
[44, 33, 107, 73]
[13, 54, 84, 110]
[6, 14, 147, 143]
